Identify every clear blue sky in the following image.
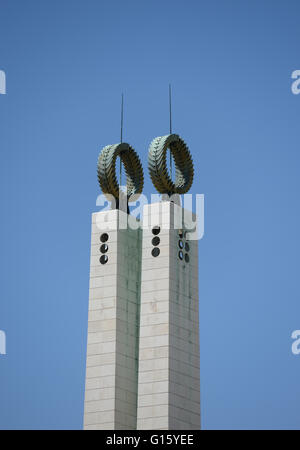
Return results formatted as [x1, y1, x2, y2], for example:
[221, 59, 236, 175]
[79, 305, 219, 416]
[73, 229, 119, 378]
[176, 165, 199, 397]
[0, 0, 300, 430]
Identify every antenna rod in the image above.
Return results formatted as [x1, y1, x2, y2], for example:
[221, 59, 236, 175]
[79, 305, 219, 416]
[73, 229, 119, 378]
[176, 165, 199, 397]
[120, 93, 124, 186]
[169, 84, 172, 134]
[120, 93, 124, 143]
[169, 84, 172, 180]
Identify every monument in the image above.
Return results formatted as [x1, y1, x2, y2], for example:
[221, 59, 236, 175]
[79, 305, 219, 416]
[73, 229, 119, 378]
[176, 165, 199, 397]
[83, 132, 200, 430]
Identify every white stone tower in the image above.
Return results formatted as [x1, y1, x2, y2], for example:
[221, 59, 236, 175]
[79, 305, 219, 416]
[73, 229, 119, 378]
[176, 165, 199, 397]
[84, 209, 142, 429]
[136, 201, 200, 430]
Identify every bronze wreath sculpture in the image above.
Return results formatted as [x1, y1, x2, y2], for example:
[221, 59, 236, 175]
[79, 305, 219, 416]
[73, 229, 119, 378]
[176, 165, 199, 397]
[148, 134, 194, 196]
[97, 143, 144, 204]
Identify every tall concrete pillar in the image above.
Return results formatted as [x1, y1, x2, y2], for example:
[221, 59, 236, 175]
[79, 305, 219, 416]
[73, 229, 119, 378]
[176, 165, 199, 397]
[84, 209, 142, 430]
[137, 201, 200, 430]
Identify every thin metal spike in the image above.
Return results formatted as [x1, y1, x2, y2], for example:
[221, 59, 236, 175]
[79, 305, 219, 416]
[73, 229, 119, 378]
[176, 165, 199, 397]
[169, 84, 172, 180]
[120, 93, 123, 186]
[169, 84, 172, 135]
[120, 93, 124, 143]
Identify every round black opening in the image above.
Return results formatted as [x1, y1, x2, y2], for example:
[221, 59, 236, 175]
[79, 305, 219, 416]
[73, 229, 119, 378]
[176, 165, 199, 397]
[152, 236, 160, 246]
[178, 250, 183, 260]
[100, 244, 108, 253]
[152, 226, 161, 235]
[185, 253, 189, 263]
[100, 255, 108, 264]
[185, 242, 190, 252]
[178, 240, 184, 249]
[100, 233, 109, 243]
[152, 247, 160, 257]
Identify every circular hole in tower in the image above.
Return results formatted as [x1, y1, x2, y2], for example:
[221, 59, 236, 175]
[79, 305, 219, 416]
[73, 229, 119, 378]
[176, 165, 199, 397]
[152, 236, 160, 246]
[152, 226, 161, 235]
[100, 244, 108, 253]
[185, 253, 189, 263]
[100, 233, 109, 243]
[152, 247, 160, 257]
[99, 255, 108, 264]
[185, 242, 190, 252]
[178, 250, 183, 260]
[178, 240, 184, 249]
